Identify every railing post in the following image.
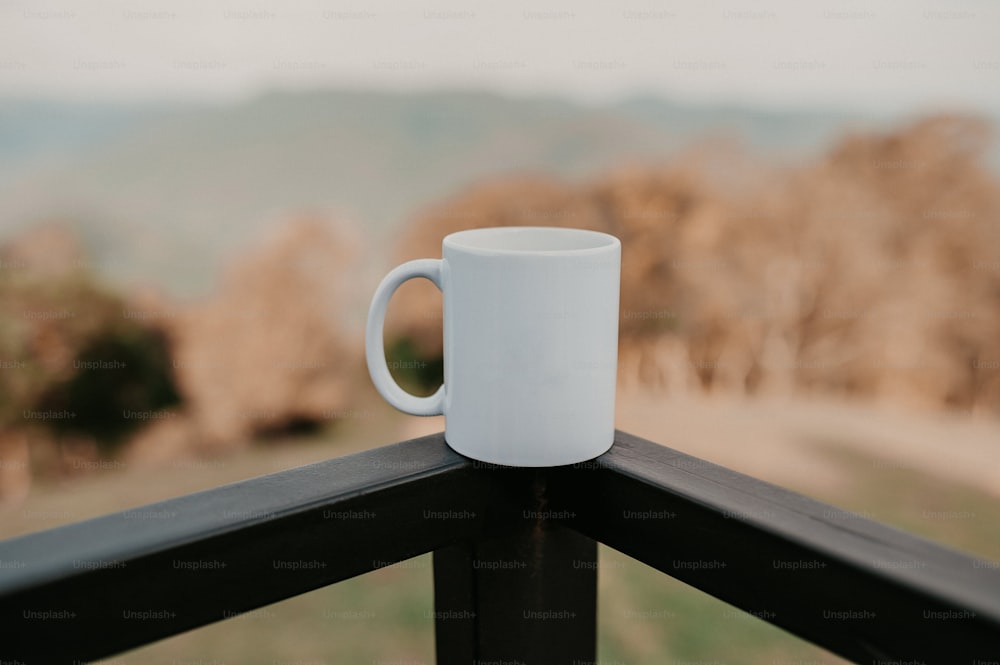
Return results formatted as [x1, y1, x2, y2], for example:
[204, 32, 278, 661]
[432, 470, 597, 665]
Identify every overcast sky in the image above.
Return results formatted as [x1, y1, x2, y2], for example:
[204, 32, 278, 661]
[1, 0, 997, 113]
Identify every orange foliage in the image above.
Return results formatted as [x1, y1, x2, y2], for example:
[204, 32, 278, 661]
[390, 117, 1000, 414]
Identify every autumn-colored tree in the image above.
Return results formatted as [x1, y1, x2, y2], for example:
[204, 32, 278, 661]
[389, 117, 1000, 414]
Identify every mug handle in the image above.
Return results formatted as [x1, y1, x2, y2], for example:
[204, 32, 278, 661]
[365, 259, 445, 416]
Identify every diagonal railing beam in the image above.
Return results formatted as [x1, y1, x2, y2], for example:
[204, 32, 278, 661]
[0, 434, 487, 664]
[547, 430, 1000, 664]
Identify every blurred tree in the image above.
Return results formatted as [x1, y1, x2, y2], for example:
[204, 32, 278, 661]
[389, 117, 1000, 414]
[167, 218, 362, 447]
[0, 224, 181, 457]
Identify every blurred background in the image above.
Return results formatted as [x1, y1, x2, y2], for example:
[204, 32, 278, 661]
[1, 1, 999, 663]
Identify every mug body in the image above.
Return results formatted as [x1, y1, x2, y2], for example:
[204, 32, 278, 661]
[441, 227, 620, 466]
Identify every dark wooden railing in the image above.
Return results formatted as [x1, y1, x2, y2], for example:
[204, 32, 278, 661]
[1, 430, 998, 664]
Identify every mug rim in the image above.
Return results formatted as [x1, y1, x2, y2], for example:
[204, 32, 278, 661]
[443, 226, 619, 256]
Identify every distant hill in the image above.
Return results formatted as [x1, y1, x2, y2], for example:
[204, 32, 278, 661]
[0, 89, 909, 295]
[0, 99, 170, 184]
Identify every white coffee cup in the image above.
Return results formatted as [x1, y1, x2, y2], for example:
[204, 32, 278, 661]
[366, 226, 620, 467]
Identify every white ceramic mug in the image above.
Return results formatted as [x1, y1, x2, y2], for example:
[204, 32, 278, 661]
[366, 226, 620, 467]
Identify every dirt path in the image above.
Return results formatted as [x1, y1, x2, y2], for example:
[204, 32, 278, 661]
[4, 391, 996, 541]
[401, 388, 1000, 497]
[613, 388, 1000, 497]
